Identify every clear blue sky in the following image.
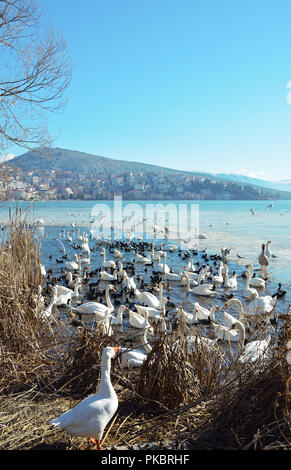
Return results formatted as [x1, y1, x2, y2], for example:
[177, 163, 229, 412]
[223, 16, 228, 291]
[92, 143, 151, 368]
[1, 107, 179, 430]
[4, 0, 291, 181]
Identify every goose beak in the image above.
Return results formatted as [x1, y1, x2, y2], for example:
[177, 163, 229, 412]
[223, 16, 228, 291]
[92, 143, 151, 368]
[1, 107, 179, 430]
[113, 346, 121, 354]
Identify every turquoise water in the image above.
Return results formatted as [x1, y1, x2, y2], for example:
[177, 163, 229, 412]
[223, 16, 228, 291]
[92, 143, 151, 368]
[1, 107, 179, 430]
[0, 199, 291, 283]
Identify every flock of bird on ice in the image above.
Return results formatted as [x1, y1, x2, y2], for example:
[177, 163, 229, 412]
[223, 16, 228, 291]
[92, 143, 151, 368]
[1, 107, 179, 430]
[44, 230, 286, 450]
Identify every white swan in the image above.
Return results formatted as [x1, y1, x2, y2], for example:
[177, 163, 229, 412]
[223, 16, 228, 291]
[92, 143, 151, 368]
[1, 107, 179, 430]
[211, 261, 224, 284]
[111, 305, 125, 326]
[154, 253, 170, 274]
[50, 346, 120, 450]
[265, 241, 272, 258]
[41, 295, 57, 319]
[100, 270, 117, 281]
[243, 270, 258, 300]
[177, 306, 198, 324]
[127, 310, 151, 330]
[120, 328, 153, 368]
[187, 258, 196, 272]
[151, 243, 161, 262]
[246, 265, 265, 288]
[101, 248, 116, 269]
[182, 273, 215, 296]
[231, 319, 271, 363]
[66, 254, 81, 271]
[134, 282, 165, 317]
[180, 273, 199, 293]
[122, 272, 137, 290]
[247, 292, 276, 316]
[114, 249, 123, 259]
[164, 266, 186, 281]
[192, 302, 218, 323]
[135, 253, 152, 264]
[134, 282, 165, 309]
[71, 285, 116, 320]
[223, 271, 238, 289]
[209, 308, 241, 342]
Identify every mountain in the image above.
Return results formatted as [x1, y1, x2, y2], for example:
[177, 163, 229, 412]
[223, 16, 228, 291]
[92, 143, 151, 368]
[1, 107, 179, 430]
[216, 173, 291, 192]
[7, 147, 211, 178]
[4, 147, 291, 200]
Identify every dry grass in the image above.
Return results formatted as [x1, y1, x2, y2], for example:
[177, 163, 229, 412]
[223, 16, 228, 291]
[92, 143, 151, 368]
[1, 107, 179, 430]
[0, 212, 290, 450]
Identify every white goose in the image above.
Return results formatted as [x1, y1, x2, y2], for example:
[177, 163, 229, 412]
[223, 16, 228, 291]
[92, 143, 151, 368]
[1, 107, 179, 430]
[50, 346, 120, 450]
[71, 285, 116, 320]
[120, 328, 153, 368]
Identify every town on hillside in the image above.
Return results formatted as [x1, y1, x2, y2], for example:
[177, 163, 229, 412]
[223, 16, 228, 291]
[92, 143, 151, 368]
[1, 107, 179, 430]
[0, 165, 281, 201]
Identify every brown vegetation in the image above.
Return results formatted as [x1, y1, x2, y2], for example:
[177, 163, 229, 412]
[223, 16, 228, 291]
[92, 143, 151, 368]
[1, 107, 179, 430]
[0, 215, 290, 450]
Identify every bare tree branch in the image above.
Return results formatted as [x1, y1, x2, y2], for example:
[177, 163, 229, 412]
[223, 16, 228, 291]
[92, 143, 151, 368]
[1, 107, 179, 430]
[0, 0, 72, 151]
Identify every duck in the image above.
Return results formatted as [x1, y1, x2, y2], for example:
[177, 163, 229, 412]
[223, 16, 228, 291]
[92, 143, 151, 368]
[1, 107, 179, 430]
[230, 320, 271, 363]
[70, 285, 116, 320]
[50, 346, 120, 450]
[272, 283, 287, 299]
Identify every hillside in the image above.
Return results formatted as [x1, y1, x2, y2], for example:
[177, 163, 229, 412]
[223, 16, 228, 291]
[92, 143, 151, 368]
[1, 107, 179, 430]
[8, 147, 211, 178]
[216, 173, 291, 192]
[4, 147, 291, 200]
